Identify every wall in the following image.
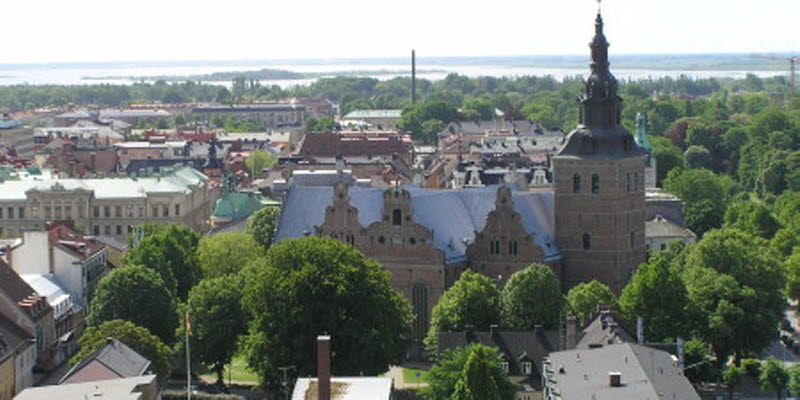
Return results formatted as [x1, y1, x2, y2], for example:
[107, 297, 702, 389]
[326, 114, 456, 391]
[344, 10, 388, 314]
[9, 232, 49, 275]
[14, 342, 35, 394]
[0, 355, 14, 400]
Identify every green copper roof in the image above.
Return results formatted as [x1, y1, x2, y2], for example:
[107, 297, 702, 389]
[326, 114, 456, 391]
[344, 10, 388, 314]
[634, 112, 653, 165]
[212, 191, 273, 221]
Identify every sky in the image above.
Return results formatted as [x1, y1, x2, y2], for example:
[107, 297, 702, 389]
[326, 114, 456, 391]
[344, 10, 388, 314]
[0, 0, 796, 64]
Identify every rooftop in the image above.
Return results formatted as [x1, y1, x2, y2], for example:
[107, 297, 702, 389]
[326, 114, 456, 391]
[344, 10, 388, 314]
[646, 215, 696, 238]
[60, 337, 151, 384]
[14, 374, 157, 400]
[342, 109, 402, 119]
[292, 377, 392, 400]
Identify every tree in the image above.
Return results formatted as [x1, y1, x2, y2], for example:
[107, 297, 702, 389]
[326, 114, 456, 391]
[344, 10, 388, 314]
[87, 265, 178, 344]
[196, 232, 263, 278]
[241, 237, 413, 387]
[618, 243, 689, 342]
[683, 229, 786, 363]
[244, 149, 277, 178]
[566, 280, 616, 325]
[771, 228, 800, 258]
[500, 264, 563, 330]
[759, 357, 789, 400]
[683, 340, 717, 384]
[788, 364, 800, 398]
[685, 145, 713, 169]
[426, 270, 501, 351]
[247, 207, 279, 248]
[651, 136, 686, 186]
[723, 200, 780, 239]
[124, 224, 202, 301]
[421, 344, 515, 400]
[785, 249, 800, 302]
[723, 365, 745, 400]
[71, 320, 172, 381]
[178, 276, 247, 385]
[663, 168, 735, 236]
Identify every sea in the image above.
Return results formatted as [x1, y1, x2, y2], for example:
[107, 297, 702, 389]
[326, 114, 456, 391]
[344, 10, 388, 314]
[0, 55, 787, 88]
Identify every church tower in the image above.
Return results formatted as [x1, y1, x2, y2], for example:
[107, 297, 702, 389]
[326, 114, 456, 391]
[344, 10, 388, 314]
[553, 11, 647, 293]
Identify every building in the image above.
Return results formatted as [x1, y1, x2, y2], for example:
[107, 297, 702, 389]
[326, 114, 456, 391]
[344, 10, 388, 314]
[291, 336, 393, 400]
[0, 328, 15, 400]
[0, 165, 217, 239]
[17, 274, 80, 364]
[54, 109, 170, 127]
[60, 337, 150, 384]
[552, 12, 647, 292]
[0, 314, 35, 396]
[296, 129, 413, 165]
[542, 343, 700, 400]
[285, 97, 337, 119]
[438, 326, 559, 399]
[13, 375, 159, 400]
[340, 109, 402, 129]
[645, 215, 696, 253]
[633, 113, 657, 188]
[192, 103, 305, 129]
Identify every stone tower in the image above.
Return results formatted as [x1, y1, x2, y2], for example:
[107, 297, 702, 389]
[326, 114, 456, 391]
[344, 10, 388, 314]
[553, 12, 647, 293]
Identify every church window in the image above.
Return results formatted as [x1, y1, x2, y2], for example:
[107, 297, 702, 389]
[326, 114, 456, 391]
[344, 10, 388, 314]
[490, 240, 500, 255]
[572, 173, 581, 193]
[591, 174, 600, 194]
[582, 233, 591, 250]
[392, 209, 402, 226]
[346, 233, 355, 246]
[509, 241, 518, 255]
[378, 235, 386, 244]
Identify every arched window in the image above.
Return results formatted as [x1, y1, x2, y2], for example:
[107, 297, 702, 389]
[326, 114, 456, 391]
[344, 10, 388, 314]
[591, 174, 600, 194]
[582, 232, 591, 250]
[572, 173, 581, 193]
[392, 209, 402, 225]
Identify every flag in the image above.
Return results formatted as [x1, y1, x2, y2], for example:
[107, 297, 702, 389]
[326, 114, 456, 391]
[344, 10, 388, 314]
[185, 313, 192, 337]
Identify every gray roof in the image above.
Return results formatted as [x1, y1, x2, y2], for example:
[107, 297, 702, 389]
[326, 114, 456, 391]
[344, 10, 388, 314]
[343, 109, 402, 119]
[60, 337, 151, 384]
[275, 184, 559, 264]
[545, 343, 700, 400]
[575, 311, 635, 350]
[15, 375, 156, 400]
[646, 216, 695, 239]
[556, 125, 647, 160]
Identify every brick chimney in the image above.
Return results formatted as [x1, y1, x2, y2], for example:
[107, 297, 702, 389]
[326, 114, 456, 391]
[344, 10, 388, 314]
[317, 335, 331, 400]
[566, 316, 578, 350]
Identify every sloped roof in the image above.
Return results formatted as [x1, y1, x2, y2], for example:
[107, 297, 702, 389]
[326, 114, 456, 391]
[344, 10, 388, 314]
[646, 216, 695, 239]
[343, 109, 402, 119]
[16, 375, 156, 400]
[60, 337, 150, 384]
[20, 274, 75, 318]
[575, 311, 635, 350]
[0, 259, 51, 320]
[438, 329, 558, 378]
[275, 184, 559, 264]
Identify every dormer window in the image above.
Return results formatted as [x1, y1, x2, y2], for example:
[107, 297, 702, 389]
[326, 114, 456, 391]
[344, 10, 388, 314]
[522, 361, 532, 375]
[500, 361, 509, 372]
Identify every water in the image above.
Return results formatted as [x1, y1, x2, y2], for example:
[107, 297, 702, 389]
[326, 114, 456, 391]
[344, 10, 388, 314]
[0, 60, 785, 88]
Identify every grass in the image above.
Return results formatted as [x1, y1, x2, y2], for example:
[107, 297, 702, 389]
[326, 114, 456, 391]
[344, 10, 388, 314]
[200, 354, 259, 384]
[401, 367, 430, 384]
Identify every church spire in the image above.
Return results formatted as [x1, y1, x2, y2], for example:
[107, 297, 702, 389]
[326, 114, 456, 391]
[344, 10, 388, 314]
[579, 9, 620, 130]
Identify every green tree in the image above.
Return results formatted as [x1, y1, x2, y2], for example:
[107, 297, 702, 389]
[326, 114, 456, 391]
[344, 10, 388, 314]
[771, 228, 800, 259]
[87, 265, 178, 344]
[71, 320, 172, 381]
[723, 200, 780, 239]
[685, 145, 713, 169]
[566, 280, 616, 325]
[663, 168, 735, 236]
[723, 365, 745, 400]
[759, 357, 789, 400]
[426, 270, 501, 351]
[244, 149, 277, 177]
[241, 237, 412, 387]
[788, 364, 800, 398]
[196, 232, 263, 278]
[178, 276, 247, 385]
[421, 344, 515, 400]
[520, 103, 559, 129]
[173, 114, 187, 126]
[683, 340, 717, 384]
[247, 207, 279, 248]
[785, 249, 800, 302]
[500, 264, 563, 330]
[124, 224, 202, 301]
[651, 136, 686, 186]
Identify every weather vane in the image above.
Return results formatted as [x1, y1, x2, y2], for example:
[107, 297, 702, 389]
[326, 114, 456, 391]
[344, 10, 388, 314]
[597, 0, 602, 12]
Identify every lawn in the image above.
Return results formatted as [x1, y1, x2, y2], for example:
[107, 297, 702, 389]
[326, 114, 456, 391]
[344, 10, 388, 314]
[200, 354, 259, 384]
[401, 367, 430, 384]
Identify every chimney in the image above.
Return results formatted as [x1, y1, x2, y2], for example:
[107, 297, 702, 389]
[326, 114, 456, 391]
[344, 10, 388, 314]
[636, 317, 644, 344]
[566, 316, 578, 350]
[317, 335, 331, 400]
[609, 372, 622, 387]
[677, 337, 685, 371]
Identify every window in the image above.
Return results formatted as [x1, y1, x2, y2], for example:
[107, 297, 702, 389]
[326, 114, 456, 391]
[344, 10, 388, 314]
[392, 209, 402, 226]
[104, 225, 111, 235]
[630, 231, 635, 249]
[152, 206, 158, 218]
[490, 240, 500, 255]
[0, 207, 3, 218]
[18, 207, 24, 218]
[93, 206, 100, 218]
[104, 206, 110, 218]
[378, 236, 386, 244]
[522, 361, 532, 375]
[411, 283, 429, 343]
[509, 240, 518, 255]
[626, 172, 631, 192]
[634, 172, 639, 191]
[500, 361, 509, 372]
[115, 206, 122, 217]
[582, 233, 591, 250]
[116, 225, 122, 235]
[163, 205, 169, 218]
[64, 206, 71, 218]
[572, 173, 581, 193]
[175, 204, 181, 216]
[93, 226, 100, 235]
[591, 174, 600, 194]
[7, 207, 13, 219]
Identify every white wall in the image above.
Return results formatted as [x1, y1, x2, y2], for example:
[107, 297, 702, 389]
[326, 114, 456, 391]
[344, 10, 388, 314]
[10, 232, 50, 275]
[53, 249, 84, 307]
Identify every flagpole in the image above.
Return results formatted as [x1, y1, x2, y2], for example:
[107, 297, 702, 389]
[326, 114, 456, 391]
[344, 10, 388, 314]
[186, 311, 191, 400]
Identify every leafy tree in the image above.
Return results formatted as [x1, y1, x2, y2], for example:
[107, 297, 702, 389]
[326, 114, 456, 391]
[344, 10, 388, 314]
[177, 275, 247, 385]
[87, 265, 178, 344]
[247, 207, 279, 248]
[566, 280, 616, 325]
[771, 227, 800, 258]
[663, 168, 734, 236]
[618, 245, 689, 342]
[241, 237, 412, 387]
[173, 114, 187, 126]
[788, 364, 800, 398]
[683, 229, 786, 363]
[785, 249, 800, 302]
[71, 320, 172, 381]
[723, 365, 745, 400]
[421, 344, 515, 400]
[723, 200, 780, 239]
[196, 232, 263, 278]
[426, 270, 501, 351]
[651, 136, 685, 186]
[500, 264, 563, 330]
[759, 357, 790, 400]
[751, 107, 796, 139]
[124, 224, 201, 301]
[683, 340, 717, 384]
[685, 145, 713, 169]
[521, 103, 559, 129]
[244, 149, 277, 177]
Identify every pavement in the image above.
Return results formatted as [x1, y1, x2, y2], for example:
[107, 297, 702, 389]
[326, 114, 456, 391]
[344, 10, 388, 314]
[386, 366, 429, 390]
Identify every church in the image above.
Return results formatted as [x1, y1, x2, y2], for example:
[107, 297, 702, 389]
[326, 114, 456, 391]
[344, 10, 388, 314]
[274, 11, 647, 343]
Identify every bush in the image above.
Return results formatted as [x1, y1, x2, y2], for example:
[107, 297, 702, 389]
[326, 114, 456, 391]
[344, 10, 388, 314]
[742, 358, 762, 378]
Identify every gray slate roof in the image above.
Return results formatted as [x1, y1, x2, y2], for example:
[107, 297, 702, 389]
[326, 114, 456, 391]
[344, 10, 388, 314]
[275, 184, 559, 264]
[545, 343, 700, 400]
[60, 337, 151, 383]
[646, 216, 696, 239]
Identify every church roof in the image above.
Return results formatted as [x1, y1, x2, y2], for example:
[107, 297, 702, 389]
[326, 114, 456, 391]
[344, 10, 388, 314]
[275, 184, 559, 264]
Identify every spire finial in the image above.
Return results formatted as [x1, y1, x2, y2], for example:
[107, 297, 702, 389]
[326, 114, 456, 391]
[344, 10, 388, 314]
[597, 0, 602, 13]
